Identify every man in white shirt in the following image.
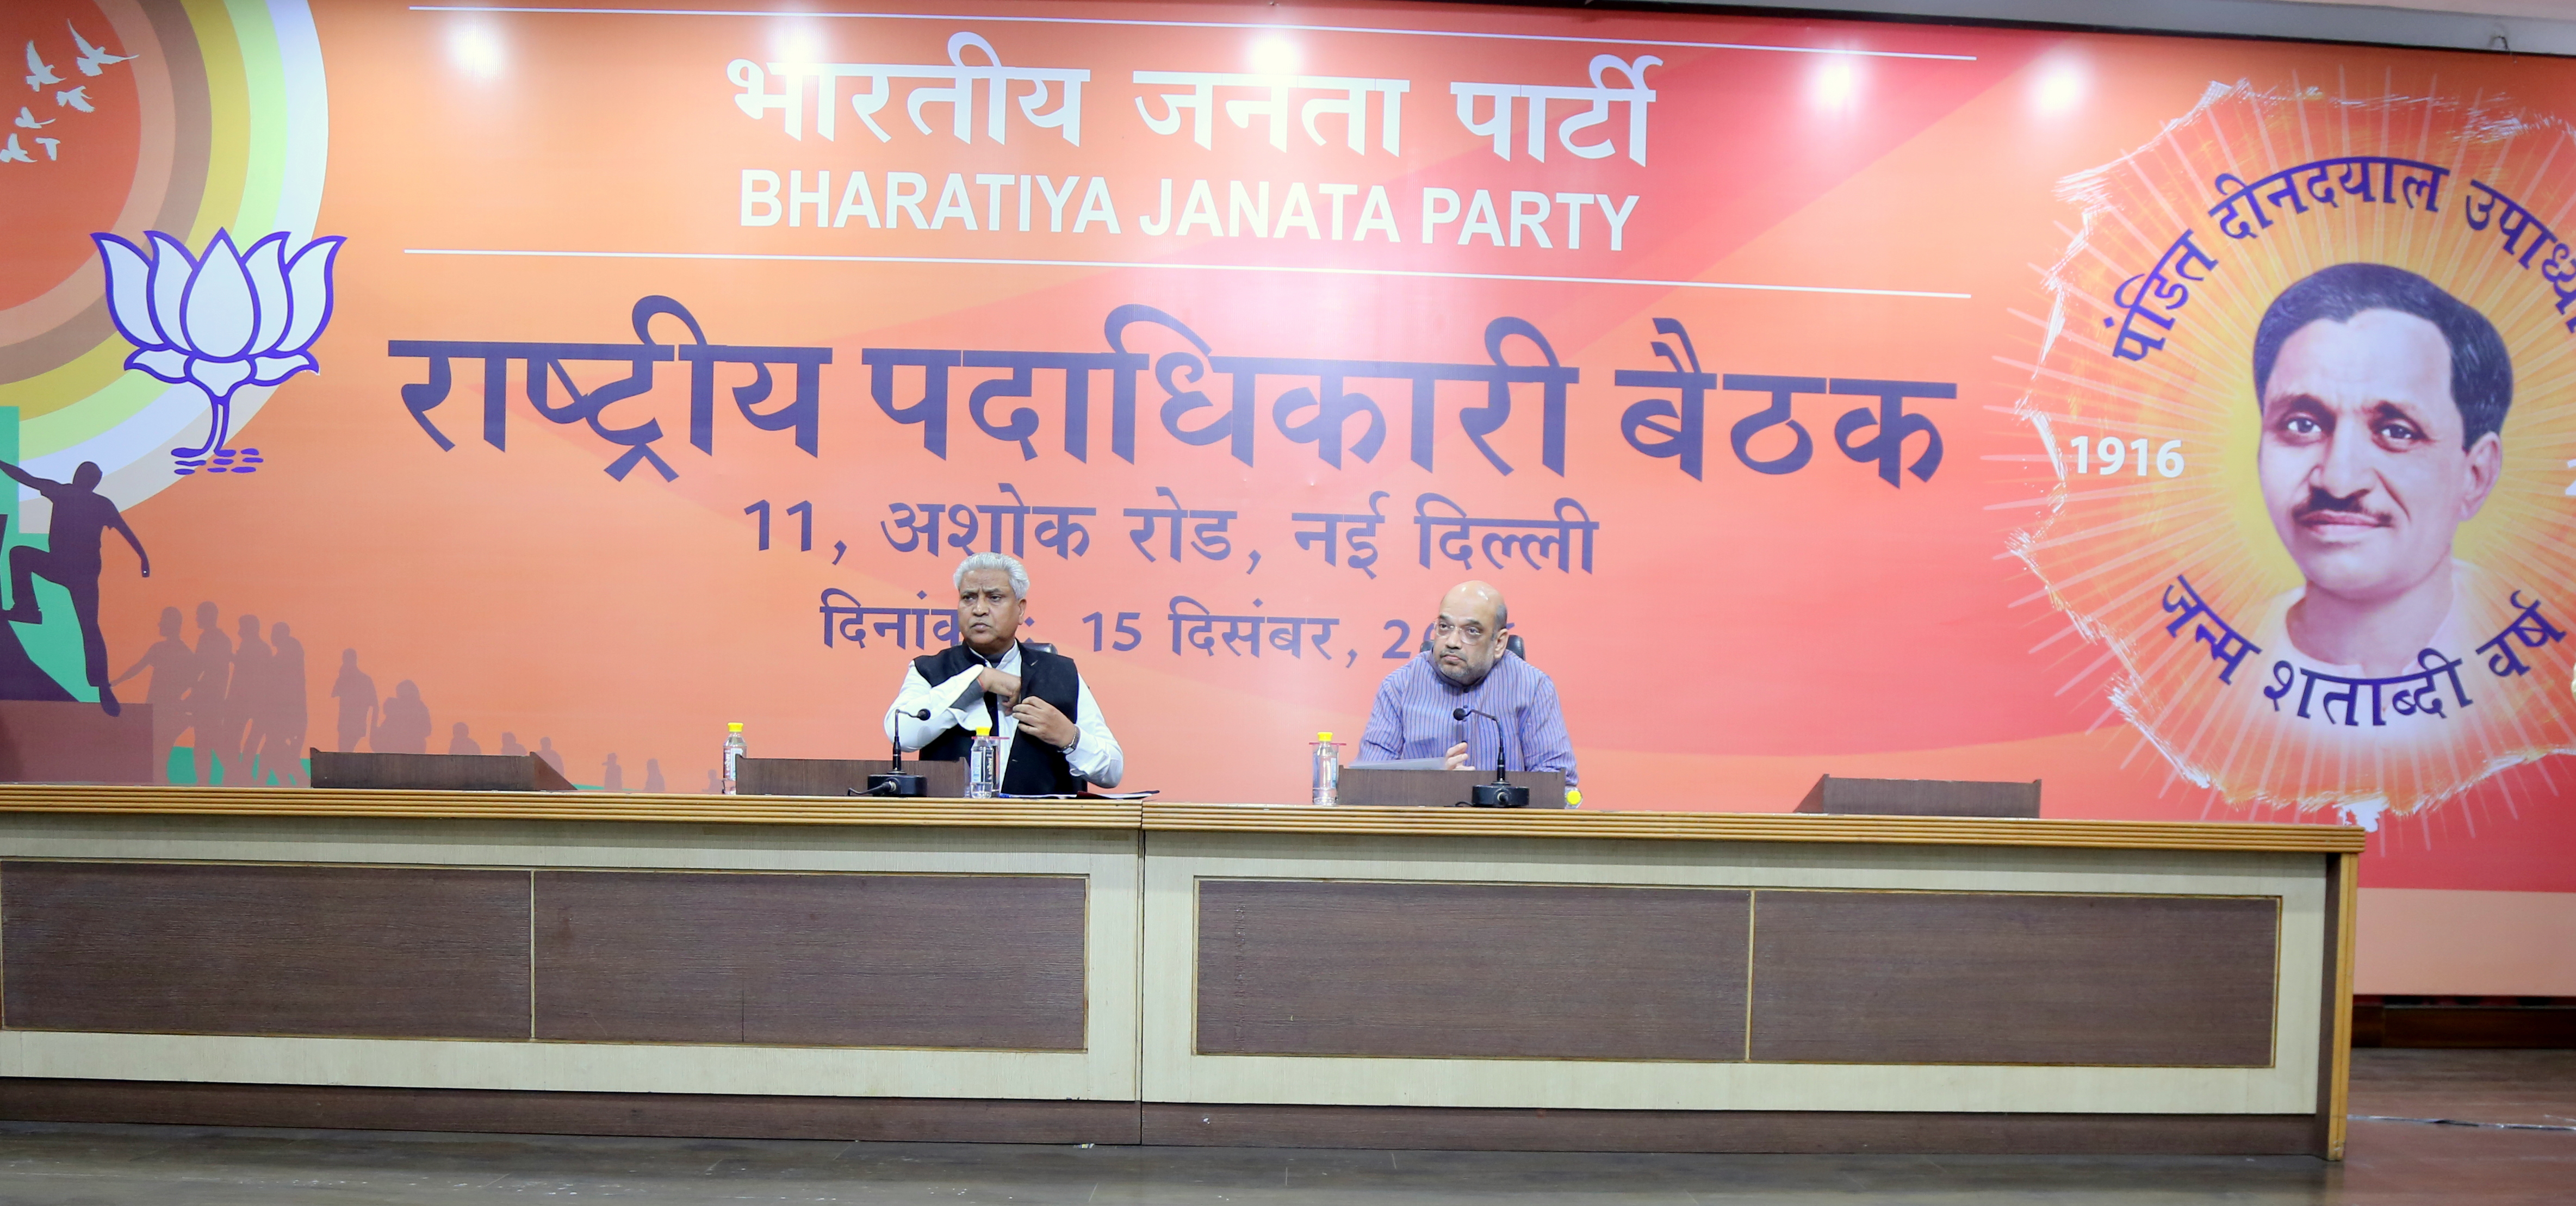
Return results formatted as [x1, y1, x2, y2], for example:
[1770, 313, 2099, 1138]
[883, 551, 1123, 793]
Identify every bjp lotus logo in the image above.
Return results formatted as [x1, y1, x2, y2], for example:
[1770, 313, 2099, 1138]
[93, 228, 343, 475]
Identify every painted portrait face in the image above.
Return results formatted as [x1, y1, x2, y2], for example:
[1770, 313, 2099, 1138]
[2257, 309, 2501, 606]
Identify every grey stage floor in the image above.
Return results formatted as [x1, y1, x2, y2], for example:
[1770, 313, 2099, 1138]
[0, 1050, 2566, 1205]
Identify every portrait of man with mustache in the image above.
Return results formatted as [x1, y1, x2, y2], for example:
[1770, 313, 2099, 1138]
[2249, 262, 2511, 679]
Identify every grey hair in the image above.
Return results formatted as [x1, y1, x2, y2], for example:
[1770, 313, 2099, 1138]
[953, 551, 1030, 598]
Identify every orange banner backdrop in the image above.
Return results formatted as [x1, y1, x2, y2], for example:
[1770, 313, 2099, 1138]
[8, 1, 2576, 984]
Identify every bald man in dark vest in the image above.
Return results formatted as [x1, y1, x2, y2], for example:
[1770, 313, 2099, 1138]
[883, 552, 1125, 794]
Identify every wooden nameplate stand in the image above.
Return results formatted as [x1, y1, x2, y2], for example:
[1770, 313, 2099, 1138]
[735, 756, 966, 798]
[1795, 774, 2041, 818]
[307, 750, 576, 792]
[0, 701, 155, 784]
[1337, 768, 1568, 809]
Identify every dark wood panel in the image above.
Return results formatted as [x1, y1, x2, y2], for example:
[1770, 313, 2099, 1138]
[2, 861, 530, 1039]
[0, 1079, 1141, 1145]
[1195, 880, 1748, 1060]
[1749, 890, 2277, 1066]
[2376, 1006, 2576, 1048]
[0, 1079, 2317, 1154]
[533, 871, 1085, 1049]
[1141, 1103, 2321, 1155]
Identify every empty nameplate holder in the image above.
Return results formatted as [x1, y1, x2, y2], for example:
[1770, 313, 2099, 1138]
[734, 757, 967, 798]
[1795, 775, 2040, 818]
[307, 750, 576, 792]
[1336, 768, 1567, 808]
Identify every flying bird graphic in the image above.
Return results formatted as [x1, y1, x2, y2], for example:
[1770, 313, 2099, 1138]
[0, 133, 32, 163]
[15, 106, 51, 129]
[24, 42, 61, 91]
[68, 24, 133, 76]
[53, 86, 91, 113]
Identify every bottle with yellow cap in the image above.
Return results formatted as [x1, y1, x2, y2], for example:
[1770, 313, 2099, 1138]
[720, 723, 745, 795]
[1310, 731, 1343, 806]
[966, 725, 1002, 799]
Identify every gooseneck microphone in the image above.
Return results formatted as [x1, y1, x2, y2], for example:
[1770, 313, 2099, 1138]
[1451, 706, 1530, 808]
[858, 709, 935, 797]
[891, 708, 932, 766]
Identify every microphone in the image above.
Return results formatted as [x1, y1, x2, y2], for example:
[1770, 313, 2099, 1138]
[860, 709, 935, 797]
[1450, 706, 1529, 808]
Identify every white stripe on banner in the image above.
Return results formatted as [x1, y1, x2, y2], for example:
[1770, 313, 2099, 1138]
[404, 7, 1980, 61]
[401, 248, 1973, 300]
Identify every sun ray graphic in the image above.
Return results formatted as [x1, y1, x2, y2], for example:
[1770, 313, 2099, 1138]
[2013, 80, 2576, 821]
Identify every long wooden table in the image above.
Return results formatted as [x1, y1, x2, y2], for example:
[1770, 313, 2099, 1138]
[0, 786, 2363, 1157]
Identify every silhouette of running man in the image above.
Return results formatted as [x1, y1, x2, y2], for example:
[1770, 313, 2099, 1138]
[0, 460, 147, 716]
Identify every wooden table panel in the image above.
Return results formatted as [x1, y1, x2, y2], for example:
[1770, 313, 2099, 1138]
[1196, 879, 1750, 1061]
[1748, 890, 2278, 1066]
[2, 861, 531, 1039]
[533, 871, 1088, 1049]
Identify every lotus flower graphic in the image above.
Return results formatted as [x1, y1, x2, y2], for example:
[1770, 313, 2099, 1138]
[93, 228, 343, 475]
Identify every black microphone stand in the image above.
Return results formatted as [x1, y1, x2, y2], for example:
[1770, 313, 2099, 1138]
[1452, 706, 1529, 808]
[859, 709, 933, 797]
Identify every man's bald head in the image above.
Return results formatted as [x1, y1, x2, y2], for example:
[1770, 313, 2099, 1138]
[1432, 580, 1512, 686]
[1441, 581, 1508, 630]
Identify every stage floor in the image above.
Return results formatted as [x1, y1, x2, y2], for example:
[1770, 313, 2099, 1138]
[0, 1050, 2565, 1204]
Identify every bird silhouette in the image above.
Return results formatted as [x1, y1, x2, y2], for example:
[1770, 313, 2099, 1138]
[68, 25, 132, 77]
[14, 107, 50, 129]
[53, 86, 90, 113]
[0, 134, 32, 164]
[23, 42, 61, 90]
[35, 136, 56, 160]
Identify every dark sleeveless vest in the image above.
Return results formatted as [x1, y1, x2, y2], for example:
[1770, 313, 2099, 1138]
[911, 642, 1085, 794]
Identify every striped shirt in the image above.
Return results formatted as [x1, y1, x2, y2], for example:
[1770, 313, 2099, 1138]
[1359, 651, 1578, 786]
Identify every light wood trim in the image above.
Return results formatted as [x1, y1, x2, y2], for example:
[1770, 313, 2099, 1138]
[0, 787, 2366, 852]
[1142, 805, 2367, 853]
[0, 785, 1139, 830]
[2327, 851, 2359, 1160]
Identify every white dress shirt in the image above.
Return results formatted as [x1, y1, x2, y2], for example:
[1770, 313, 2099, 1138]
[882, 642, 1124, 788]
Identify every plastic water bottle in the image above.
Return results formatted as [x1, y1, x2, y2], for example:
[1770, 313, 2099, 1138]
[1311, 731, 1342, 806]
[967, 726, 1001, 798]
[721, 722, 745, 795]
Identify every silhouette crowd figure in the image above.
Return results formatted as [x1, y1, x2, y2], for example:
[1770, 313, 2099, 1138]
[113, 603, 306, 785]
[105, 601, 679, 788]
[0, 457, 699, 790]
